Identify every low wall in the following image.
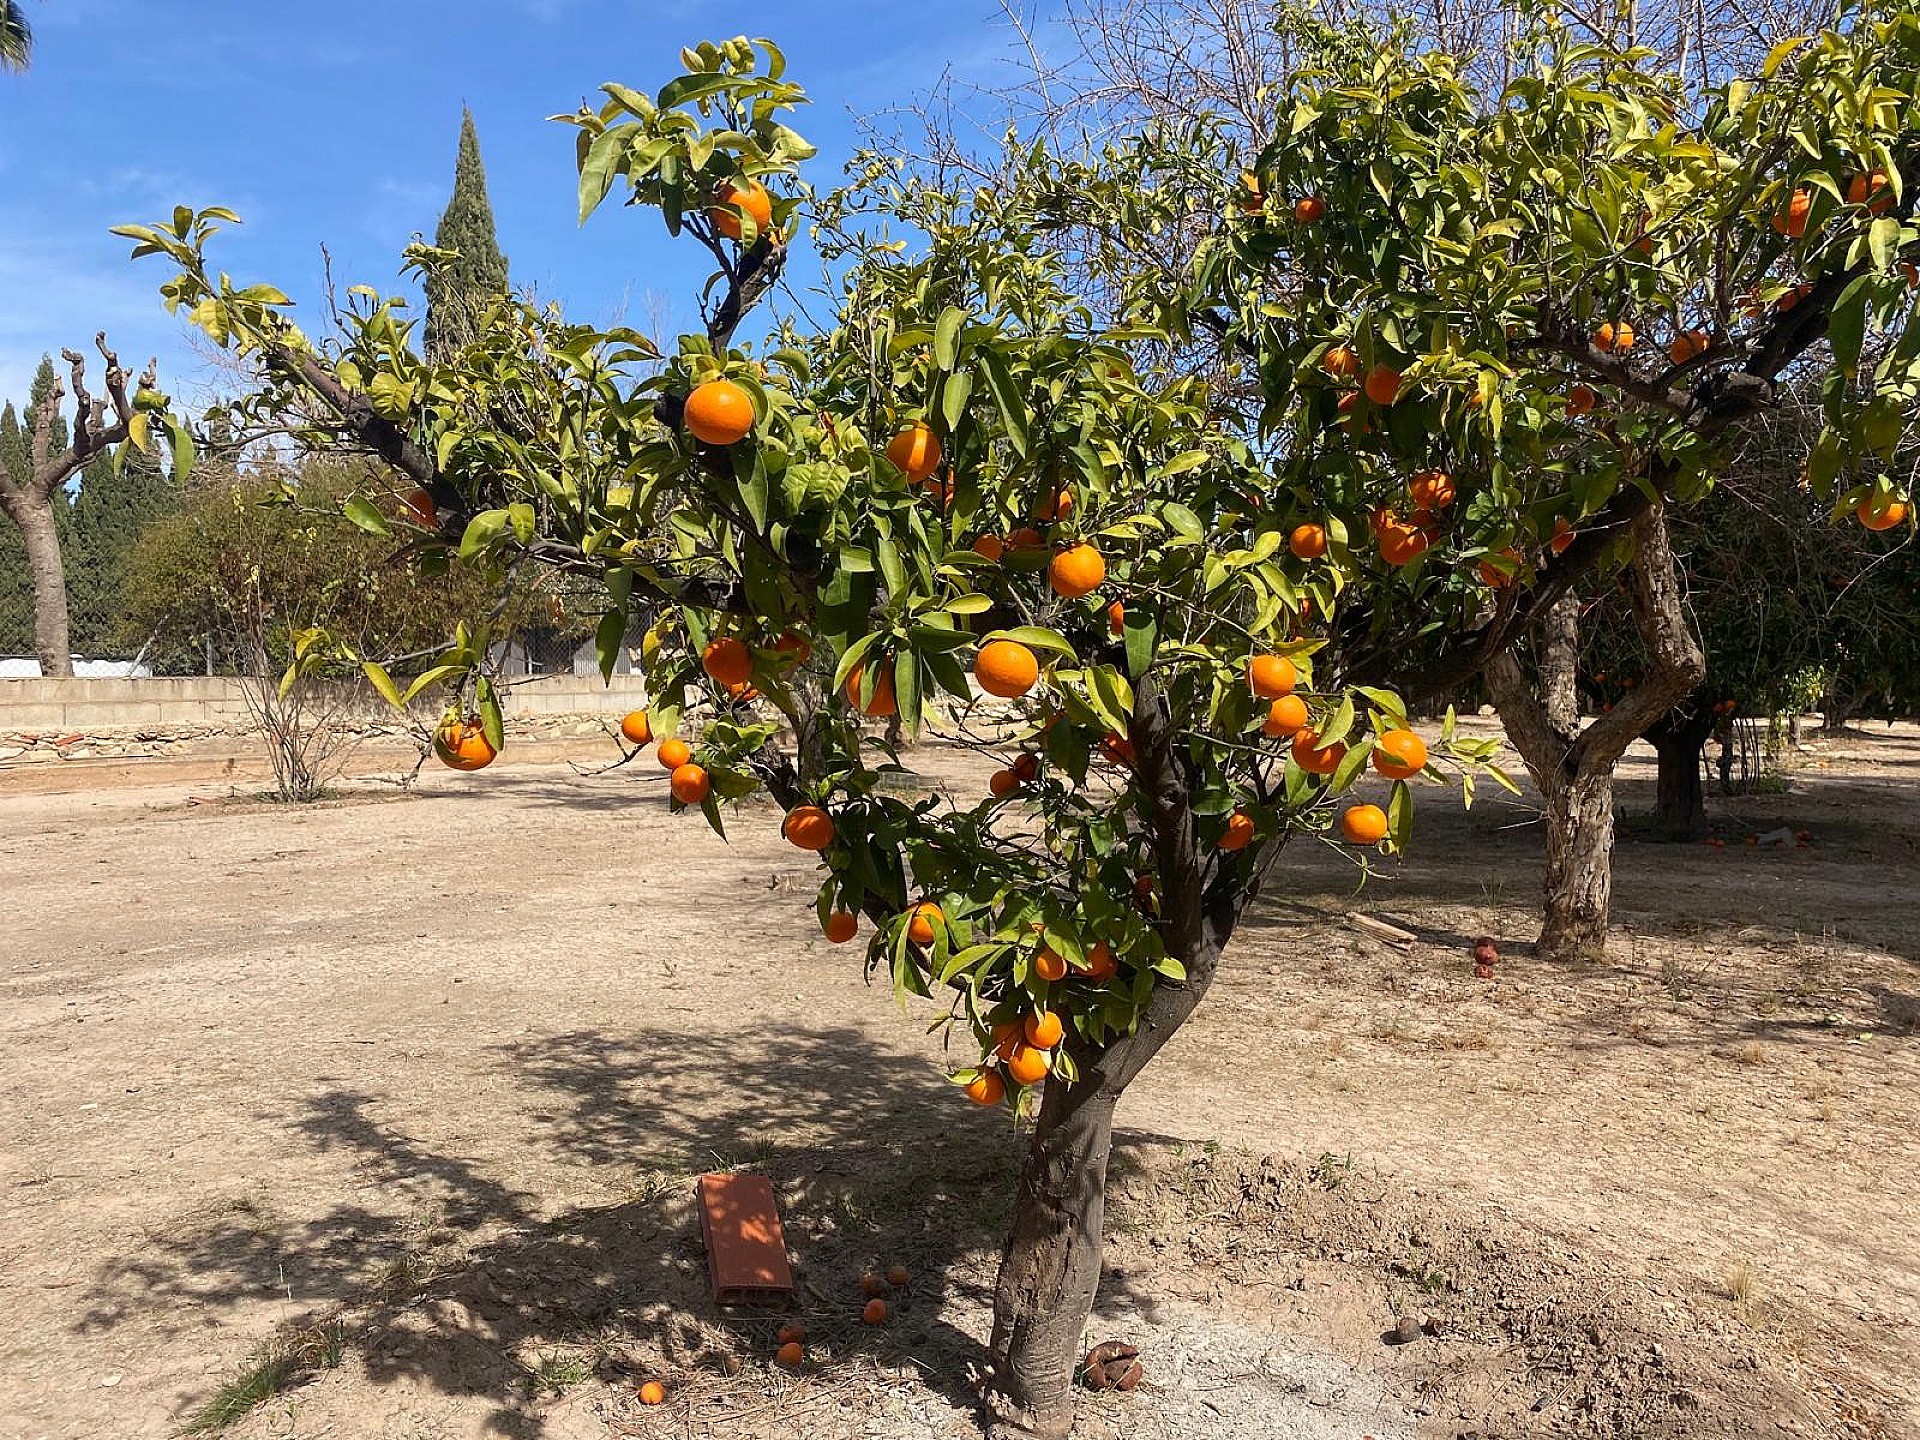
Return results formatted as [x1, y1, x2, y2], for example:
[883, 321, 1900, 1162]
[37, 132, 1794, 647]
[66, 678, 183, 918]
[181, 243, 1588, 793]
[0, 674, 649, 734]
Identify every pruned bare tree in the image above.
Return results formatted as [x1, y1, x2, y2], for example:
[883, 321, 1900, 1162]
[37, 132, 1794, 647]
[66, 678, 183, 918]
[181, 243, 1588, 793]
[0, 335, 155, 677]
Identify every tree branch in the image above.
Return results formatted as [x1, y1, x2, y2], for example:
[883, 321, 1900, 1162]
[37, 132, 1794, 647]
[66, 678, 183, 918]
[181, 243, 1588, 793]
[1572, 497, 1706, 765]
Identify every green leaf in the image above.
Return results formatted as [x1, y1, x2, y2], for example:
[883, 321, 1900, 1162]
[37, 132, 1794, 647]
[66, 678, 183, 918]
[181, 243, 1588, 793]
[1759, 34, 1808, 77]
[361, 660, 404, 712]
[343, 495, 391, 537]
[1868, 217, 1902, 276]
[595, 609, 627, 683]
[978, 348, 1030, 456]
[941, 369, 974, 432]
[168, 419, 196, 479]
[1387, 779, 1414, 850]
[476, 677, 505, 752]
[401, 664, 464, 704]
[1123, 610, 1156, 680]
[981, 626, 1077, 660]
[507, 502, 537, 545]
[934, 306, 967, 371]
[1162, 502, 1205, 543]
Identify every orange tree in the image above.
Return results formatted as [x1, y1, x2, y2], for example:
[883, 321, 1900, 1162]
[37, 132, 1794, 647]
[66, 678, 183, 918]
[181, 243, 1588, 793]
[1053, 2, 1920, 960]
[117, 10, 1920, 1432]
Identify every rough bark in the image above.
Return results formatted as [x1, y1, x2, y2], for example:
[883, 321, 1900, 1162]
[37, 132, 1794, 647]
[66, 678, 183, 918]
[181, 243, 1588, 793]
[0, 336, 150, 677]
[7, 495, 70, 675]
[1540, 768, 1617, 961]
[1540, 593, 1580, 734]
[1645, 707, 1715, 840]
[1488, 500, 1707, 963]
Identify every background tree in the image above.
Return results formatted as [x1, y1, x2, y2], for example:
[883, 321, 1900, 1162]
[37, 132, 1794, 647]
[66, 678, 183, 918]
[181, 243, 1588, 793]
[423, 107, 510, 362]
[121, 458, 514, 795]
[1, 0, 30, 73]
[0, 400, 41, 654]
[0, 338, 185, 676]
[122, 8, 1916, 1434]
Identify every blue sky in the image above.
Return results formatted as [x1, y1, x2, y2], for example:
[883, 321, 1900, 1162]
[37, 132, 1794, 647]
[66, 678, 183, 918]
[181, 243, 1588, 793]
[0, 0, 1064, 418]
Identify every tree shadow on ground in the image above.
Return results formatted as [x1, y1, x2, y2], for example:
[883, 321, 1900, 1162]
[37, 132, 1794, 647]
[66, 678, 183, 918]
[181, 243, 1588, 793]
[74, 1022, 1075, 1436]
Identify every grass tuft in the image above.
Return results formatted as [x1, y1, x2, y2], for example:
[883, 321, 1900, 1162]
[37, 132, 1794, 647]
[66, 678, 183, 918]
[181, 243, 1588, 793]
[178, 1354, 298, 1436]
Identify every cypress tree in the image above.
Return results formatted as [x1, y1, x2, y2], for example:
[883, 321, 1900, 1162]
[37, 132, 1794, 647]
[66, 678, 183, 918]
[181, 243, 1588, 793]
[0, 402, 30, 654]
[424, 108, 510, 361]
[66, 446, 179, 657]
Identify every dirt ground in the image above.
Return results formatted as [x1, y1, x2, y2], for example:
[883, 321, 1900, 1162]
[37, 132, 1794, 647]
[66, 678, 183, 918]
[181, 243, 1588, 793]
[1, 721, 1915, 1439]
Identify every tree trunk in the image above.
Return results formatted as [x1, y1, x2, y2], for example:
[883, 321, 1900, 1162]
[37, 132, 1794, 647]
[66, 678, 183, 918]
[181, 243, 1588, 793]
[1539, 767, 1616, 962]
[985, 1078, 1121, 1439]
[1486, 500, 1706, 965]
[5, 492, 72, 676]
[1540, 593, 1580, 733]
[980, 667, 1243, 1438]
[1646, 710, 1712, 840]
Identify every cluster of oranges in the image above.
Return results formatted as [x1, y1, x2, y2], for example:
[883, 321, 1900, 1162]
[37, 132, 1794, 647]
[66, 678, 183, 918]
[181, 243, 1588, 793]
[1235, 172, 1326, 224]
[964, 1000, 1079, 1103]
[1214, 653, 1429, 856]
[621, 706, 715, 807]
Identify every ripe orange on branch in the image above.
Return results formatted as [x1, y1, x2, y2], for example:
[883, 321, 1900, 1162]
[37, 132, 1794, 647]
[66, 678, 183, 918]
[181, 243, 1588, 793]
[1024, 1010, 1064, 1049]
[1005, 1044, 1051, 1086]
[1219, 811, 1255, 851]
[844, 659, 898, 717]
[1363, 365, 1402, 405]
[702, 636, 753, 687]
[657, 737, 692, 770]
[886, 421, 941, 482]
[1772, 187, 1812, 238]
[1848, 168, 1895, 214]
[1049, 543, 1106, 599]
[1248, 654, 1297, 699]
[975, 639, 1040, 698]
[1034, 947, 1069, 982]
[783, 806, 835, 851]
[1291, 727, 1346, 775]
[1293, 194, 1326, 223]
[684, 379, 755, 445]
[1372, 729, 1428, 779]
[1321, 345, 1359, 380]
[670, 763, 711, 805]
[1339, 803, 1389, 846]
[1478, 548, 1524, 588]
[1033, 488, 1075, 522]
[709, 178, 773, 240]
[620, 710, 653, 747]
[1408, 469, 1455, 510]
[1594, 320, 1635, 353]
[1858, 495, 1909, 530]
[963, 1070, 1006, 1107]
[433, 717, 498, 772]
[1075, 942, 1118, 982]
[823, 910, 858, 943]
[907, 902, 944, 947]
[1262, 695, 1309, 737]
[1290, 523, 1328, 559]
